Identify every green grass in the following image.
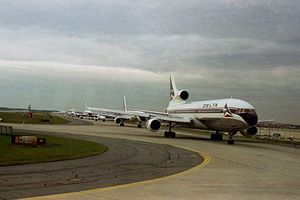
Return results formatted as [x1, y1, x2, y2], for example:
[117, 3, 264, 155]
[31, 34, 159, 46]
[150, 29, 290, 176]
[0, 134, 107, 166]
[0, 112, 69, 124]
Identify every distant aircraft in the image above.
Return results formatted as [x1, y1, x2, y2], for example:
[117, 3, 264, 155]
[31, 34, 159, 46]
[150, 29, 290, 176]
[83, 102, 106, 121]
[131, 73, 258, 144]
[66, 109, 81, 117]
[87, 96, 147, 127]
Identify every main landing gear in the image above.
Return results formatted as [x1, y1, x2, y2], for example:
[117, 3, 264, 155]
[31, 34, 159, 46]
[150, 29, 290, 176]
[164, 131, 176, 138]
[227, 139, 234, 145]
[210, 131, 223, 141]
[164, 122, 176, 138]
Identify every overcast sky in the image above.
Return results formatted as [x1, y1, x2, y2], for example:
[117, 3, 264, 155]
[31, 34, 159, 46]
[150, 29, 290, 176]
[0, 0, 299, 124]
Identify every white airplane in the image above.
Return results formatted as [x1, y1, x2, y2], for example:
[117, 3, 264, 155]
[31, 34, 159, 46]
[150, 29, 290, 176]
[66, 109, 81, 117]
[132, 73, 258, 144]
[87, 96, 148, 127]
[83, 102, 106, 121]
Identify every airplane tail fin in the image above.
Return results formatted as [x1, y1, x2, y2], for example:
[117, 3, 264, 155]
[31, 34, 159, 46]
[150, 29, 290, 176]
[169, 73, 189, 105]
[84, 101, 88, 111]
[123, 95, 128, 112]
[170, 72, 178, 102]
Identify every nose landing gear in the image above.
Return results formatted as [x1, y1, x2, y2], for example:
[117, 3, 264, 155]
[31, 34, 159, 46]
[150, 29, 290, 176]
[210, 131, 236, 145]
[227, 132, 237, 145]
[210, 131, 223, 141]
[164, 122, 176, 138]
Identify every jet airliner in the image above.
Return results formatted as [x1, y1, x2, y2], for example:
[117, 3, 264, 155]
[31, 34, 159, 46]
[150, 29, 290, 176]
[87, 96, 147, 128]
[128, 74, 258, 144]
[89, 74, 258, 144]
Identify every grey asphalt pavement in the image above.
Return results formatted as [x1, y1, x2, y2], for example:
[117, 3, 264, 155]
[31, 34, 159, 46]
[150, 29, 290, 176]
[0, 130, 202, 200]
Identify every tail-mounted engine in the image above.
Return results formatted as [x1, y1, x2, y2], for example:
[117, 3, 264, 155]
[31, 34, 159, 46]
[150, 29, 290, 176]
[146, 118, 161, 131]
[178, 90, 189, 101]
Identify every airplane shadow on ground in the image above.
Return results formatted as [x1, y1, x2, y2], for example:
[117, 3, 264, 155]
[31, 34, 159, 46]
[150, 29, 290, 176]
[99, 124, 297, 149]
[120, 131, 287, 150]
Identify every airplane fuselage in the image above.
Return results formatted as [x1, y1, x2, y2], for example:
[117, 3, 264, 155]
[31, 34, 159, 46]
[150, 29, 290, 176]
[166, 98, 258, 132]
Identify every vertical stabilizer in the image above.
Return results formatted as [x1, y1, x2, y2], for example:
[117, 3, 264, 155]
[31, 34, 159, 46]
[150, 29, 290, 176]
[84, 101, 88, 111]
[123, 95, 127, 112]
[169, 73, 189, 106]
[170, 72, 178, 101]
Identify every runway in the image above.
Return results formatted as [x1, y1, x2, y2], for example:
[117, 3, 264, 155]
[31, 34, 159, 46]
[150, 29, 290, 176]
[1, 122, 300, 200]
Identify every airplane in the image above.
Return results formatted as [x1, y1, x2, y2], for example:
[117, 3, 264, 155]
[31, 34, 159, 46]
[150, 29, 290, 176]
[87, 96, 148, 128]
[82, 102, 106, 121]
[126, 73, 258, 145]
[66, 109, 81, 117]
[88, 74, 258, 144]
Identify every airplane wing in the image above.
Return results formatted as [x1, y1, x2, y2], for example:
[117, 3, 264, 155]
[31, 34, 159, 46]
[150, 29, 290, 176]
[127, 107, 191, 123]
[88, 106, 191, 123]
[87, 106, 149, 120]
[152, 114, 191, 123]
[87, 106, 126, 117]
[128, 107, 169, 116]
[128, 109, 191, 123]
[258, 119, 275, 123]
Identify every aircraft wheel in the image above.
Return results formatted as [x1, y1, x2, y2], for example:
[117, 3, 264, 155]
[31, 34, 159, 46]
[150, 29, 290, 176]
[227, 140, 234, 145]
[217, 134, 223, 140]
[120, 123, 124, 127]
[211, 133, 218, 140]
[170, 132, 176, 138]
[211, 133, 223, 140]
[164, 131, 170, 138]
[137, 124, 142, 128]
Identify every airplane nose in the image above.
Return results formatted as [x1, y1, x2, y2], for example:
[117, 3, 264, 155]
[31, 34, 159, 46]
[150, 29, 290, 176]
[239, 112, 258, 126]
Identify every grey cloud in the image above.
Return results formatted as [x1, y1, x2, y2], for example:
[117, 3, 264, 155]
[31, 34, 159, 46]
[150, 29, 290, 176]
[1, 0, 299, 40]
[0, 28, 299, 72]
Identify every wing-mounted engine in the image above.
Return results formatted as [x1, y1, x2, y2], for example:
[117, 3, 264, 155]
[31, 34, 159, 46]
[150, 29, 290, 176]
[240, 126, 258, 137]
[114, 117, 122, 125]
[146, 118, 161, 131]
[178, 90, 189, 101]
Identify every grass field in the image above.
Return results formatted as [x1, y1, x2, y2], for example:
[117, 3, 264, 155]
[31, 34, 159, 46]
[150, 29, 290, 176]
[0, 112, 69, 124]
[0, 134, 107, 166]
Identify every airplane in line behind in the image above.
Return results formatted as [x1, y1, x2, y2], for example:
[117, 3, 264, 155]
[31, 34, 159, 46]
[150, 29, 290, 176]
[88, 74, 258, 145]
[87, 96, 147, 128]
